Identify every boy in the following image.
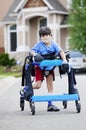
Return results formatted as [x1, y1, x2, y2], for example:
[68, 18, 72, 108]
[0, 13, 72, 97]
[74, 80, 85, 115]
[30, 26, 67, 111]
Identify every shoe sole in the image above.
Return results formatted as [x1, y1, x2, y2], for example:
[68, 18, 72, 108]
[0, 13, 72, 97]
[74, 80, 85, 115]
[47, 109, 60, 112]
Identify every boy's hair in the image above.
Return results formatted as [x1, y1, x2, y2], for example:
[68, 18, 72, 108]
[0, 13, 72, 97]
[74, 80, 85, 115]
[39, 26, 51, 37]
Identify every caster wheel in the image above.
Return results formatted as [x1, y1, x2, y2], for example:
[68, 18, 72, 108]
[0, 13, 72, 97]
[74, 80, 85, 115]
[31, 106, 35, 115]
[29, 101, 35, 115]
[75, 101, 81, 113]
[63, 101, 67, 109]
[20, 97, 24, 111]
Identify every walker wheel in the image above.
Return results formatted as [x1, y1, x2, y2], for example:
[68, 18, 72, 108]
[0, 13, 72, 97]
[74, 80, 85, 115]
[20, 97, 24, 111]
[29, 101, 35, 115]
[75, 101, 81, 113]
[31, 106, 35, 115]
[63, 101, 67, 109]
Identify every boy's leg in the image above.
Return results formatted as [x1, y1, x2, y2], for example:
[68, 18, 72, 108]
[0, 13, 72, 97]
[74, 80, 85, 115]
[32, 66, 43, 89]
[32, 81, 42, 89]
[46, 74, 60, 111]
[46, 74, 53, 93]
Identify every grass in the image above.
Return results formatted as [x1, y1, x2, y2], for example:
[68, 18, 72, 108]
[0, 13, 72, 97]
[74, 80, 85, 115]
[0, 65, 22, 78]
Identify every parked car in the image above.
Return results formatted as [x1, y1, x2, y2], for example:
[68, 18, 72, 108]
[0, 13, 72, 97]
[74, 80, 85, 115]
[69, 50, 86, 72]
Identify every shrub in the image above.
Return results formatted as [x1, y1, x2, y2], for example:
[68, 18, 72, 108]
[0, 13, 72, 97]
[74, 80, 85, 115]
[0, 53, 16, 67]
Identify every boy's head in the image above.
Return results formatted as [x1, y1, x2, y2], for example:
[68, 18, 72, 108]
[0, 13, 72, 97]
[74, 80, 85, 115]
[39, 26, 51, 37]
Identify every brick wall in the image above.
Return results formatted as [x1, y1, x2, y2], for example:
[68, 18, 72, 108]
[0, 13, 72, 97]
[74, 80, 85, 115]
[0, 0, 14, 53]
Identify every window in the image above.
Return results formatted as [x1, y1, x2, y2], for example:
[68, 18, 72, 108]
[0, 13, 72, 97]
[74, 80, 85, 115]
[40, 18, 47, 28]
[38, 18, 47, 40]
[9, 25, 17, 52]
[10, 25, 16, 30]
[10, 32, 17, 51]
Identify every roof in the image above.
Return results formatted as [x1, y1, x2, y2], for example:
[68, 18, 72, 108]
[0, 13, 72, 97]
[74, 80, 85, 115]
[2, 0, 68, 24]
[45, 0, 68, 13]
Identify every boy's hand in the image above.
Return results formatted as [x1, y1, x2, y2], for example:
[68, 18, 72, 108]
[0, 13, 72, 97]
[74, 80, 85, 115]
[34, 54, 44, 62]
[61, 61, 71, 73]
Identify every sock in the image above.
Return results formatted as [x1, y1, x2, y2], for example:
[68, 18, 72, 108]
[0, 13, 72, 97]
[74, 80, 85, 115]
[48, 101, 52, 106]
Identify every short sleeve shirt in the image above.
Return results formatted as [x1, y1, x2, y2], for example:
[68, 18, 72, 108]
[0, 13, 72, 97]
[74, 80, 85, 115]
[31, 40, 62, 55]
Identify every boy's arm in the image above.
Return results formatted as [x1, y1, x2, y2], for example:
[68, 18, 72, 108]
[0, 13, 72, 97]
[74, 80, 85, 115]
[30, 51, 44, 62]
[30, 50, 36, 56]
[59, 50, 67, 62]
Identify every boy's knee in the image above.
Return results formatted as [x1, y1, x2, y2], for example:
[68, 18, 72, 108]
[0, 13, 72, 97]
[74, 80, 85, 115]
[36, 86, 41, 89]
[36, 81, 42, 89]
[36, 84, 41, 89]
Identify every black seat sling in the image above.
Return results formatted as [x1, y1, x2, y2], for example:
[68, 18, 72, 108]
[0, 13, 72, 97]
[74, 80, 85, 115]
[21, 56, 34, 101]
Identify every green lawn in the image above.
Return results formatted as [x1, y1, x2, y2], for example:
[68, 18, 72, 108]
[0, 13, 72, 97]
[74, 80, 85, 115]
[0, 66, 22, 78]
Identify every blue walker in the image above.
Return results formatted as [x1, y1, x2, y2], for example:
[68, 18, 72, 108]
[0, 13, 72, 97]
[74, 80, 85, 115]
[20, 54, 81, 115]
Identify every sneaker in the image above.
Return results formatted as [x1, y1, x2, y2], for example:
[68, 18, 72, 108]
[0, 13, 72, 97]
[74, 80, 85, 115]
[47, 104, 60, 112]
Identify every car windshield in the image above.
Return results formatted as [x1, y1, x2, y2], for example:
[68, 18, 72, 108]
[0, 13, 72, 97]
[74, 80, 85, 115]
[70, 51, 82, 58]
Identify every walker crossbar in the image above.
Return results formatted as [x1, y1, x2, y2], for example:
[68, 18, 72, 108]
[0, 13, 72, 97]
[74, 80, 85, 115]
[39, 59, 63, 67]
[31, 94, 79, 102]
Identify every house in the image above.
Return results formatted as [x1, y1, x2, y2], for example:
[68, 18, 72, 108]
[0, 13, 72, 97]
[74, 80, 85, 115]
[0, 0, 14, 53]
[1, 0, 70, 63]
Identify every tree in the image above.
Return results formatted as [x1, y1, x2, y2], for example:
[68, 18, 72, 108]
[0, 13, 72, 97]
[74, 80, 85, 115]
[68, 0, 86, 54]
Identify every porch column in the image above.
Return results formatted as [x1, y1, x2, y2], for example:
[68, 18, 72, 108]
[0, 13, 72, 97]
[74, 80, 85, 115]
[53, 14, 57, 42]
[48, 14, 61, 45]
[56, 28, 61, 45]
[56, 15, 61, 46]
[16, 13, 29, 52]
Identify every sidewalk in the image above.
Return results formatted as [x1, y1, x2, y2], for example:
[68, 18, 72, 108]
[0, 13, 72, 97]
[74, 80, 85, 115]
[0, 76, 19, 96]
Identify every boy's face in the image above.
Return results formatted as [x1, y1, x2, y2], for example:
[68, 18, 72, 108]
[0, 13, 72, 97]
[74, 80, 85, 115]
[40, 34, 51, 44]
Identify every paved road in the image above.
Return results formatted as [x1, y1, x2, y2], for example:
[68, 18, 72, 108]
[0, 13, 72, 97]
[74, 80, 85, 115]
[0, 74, 86, 130]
